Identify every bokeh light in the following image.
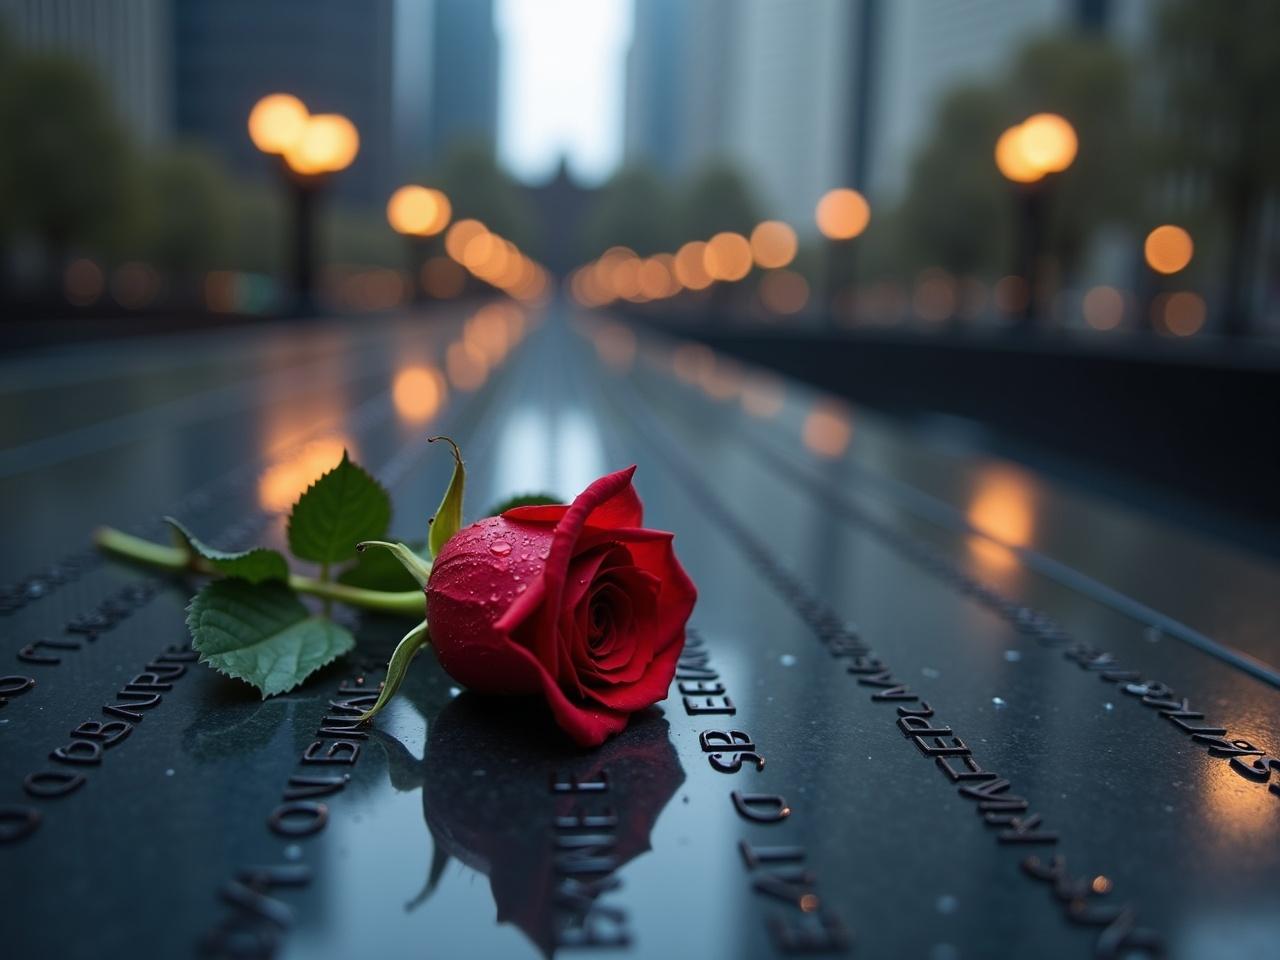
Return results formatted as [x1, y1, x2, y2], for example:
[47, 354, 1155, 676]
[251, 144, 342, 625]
[704, 232, 753, 281]
[759, 270, 809, 315]
[815, 188, 871, 240]
[387, 185, 452, 237]
[1144, 225, 1194, 275]
[1157, 291, 1207, 337]
[1018, 113, 1078, 173]
[674, 241, 713, 290]
[247, 93, 308, 155]
[1083, 285, 1125, 330]
[749, 221, 798, 269]
[802, 401, 853, 458]
[64, 258, 104, 305]
[284, 113, 359, 175]
[392, 365, 447, 423]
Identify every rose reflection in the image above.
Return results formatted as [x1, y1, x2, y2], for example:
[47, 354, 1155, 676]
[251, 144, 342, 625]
[376, 694, 685, 957]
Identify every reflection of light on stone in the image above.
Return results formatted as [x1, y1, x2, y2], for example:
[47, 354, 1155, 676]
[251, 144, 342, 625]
[1199, 757, 1277, 846]
[699, 357, 741, 401]
[593, 322, 637, 372]
[392, 366, 447, 423]
[557, 409, 606, 498]
[966, 468, 1035, 571]
[671, 343, 715, 384]
[494, 408, 551, 498]
[447, 339, 488, 391]
[740, 375, 785, 419]
[258, 438, 350, 512]
[802, 402, 852, 458]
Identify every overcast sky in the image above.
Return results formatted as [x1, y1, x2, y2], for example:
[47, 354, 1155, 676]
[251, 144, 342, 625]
[495, 0, 634, 186]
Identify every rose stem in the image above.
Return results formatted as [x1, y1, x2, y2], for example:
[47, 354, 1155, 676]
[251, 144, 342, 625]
[93, 526, 425, 618]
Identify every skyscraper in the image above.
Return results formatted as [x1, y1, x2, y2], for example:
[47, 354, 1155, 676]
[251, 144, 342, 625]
[172, 0, 397, 203]
[426, 0, 499, 163]
[0, 0, 171, 143]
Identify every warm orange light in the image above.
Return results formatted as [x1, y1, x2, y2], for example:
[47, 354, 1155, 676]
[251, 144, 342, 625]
[387, 185, 451, 237]
[802, 402, 852, 458]
[759, 270, 809, 315]
[750, 221, 798, 269]
[1144, 225, 1194, 275]
[445, 219, 488, 262]
[258, 438, 349, 512]
[248, 94, 309, 155]
[1158, 291, 1206, 337]
[966, 467, 1034, 572]
[704, 232, 752, 281]
[740, 375, 785, 419]
[392, 366, 447, 423]
[994, 126, 1043, 184]
[593, 322, 637, 371]
[815, 189, 870, 241]
[674, 241, 712, 290]
[639, 257, 676, 299]
[284, 113, 359, 175]
[1018, 113, 1077, 174]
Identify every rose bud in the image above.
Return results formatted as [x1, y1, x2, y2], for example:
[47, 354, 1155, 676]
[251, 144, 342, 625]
[360, 454, 697, 748]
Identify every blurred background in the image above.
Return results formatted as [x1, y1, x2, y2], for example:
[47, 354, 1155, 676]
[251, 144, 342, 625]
[1, 0, 1276, 537]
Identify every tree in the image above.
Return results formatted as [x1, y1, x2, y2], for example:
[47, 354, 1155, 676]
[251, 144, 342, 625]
[1156, 0, 1280, 336]
[895, 85, 1014, 279]
[678, 162, 760, 240]
[141, 147, 236, 277]
[578, 166, 674, 258]
[0, 53, 134, 282]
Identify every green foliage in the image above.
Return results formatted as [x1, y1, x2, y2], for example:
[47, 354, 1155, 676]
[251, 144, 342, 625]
[427, 437, 466, 559]
[679, 162, 761, 239]
[187, 579, 355, 698]
[142, 147, 236, 274]
[0, 53, 134, 253]
[579, 167, 675, 257]
[287, 451, 392, 565]
[165, 517, 289, 583]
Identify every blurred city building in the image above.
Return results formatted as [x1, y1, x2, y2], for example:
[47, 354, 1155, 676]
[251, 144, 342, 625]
[426, 0, 499, 163]
[0, 0, 171, 143]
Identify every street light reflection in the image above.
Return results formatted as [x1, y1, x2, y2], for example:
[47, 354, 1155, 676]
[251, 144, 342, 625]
[802, 401, 853, 458]
[258, 437, 351, 513]
[392, 366, 448, 424]
[966, 467, 1035, 572]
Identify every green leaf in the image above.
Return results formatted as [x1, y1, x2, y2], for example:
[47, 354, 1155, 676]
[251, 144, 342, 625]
[487, 492, 561, 515]
[187, 579, 355, 698]
[164, 517, 289, 584]
[287, 450, 391, 565]
[427, 436, 465, 559]
[358, 619, 430, 723]
[338, 539, 428, 592]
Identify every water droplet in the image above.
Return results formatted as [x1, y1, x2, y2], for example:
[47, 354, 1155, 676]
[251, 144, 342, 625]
[991, 697, 1007, 709]
[449, 686, 462, 698]
[284, 843, 302, 860]
[471, 769, 486, 777]
[935, 894, 958, 914]
[921, 667, 941, 679]
[516, 584, 527, 593]
[1104, 701, 1114, 711]
[1003, 650, 1022, 662]
[779, 654, 797, 667]
[489, 593, 498, 602]
[165, 768, 175, 777]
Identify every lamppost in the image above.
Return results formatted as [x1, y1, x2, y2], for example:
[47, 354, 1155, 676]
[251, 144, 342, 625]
[994, 113, 1076, 331]
[248, 94, 359, 316]
[386, 185, 452, 303]
[815, 187, 871, 326]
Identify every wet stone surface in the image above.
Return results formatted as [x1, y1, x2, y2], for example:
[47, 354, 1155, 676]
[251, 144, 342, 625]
[1, 306, 1278, 959]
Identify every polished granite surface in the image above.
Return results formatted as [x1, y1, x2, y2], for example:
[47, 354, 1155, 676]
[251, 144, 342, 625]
[2, 302, 1278, 959]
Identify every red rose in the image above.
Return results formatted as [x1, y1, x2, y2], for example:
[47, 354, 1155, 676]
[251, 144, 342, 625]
[425, 466, 697, 746]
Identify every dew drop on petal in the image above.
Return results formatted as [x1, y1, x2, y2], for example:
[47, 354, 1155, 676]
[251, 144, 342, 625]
[489, 541, 512, 557]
